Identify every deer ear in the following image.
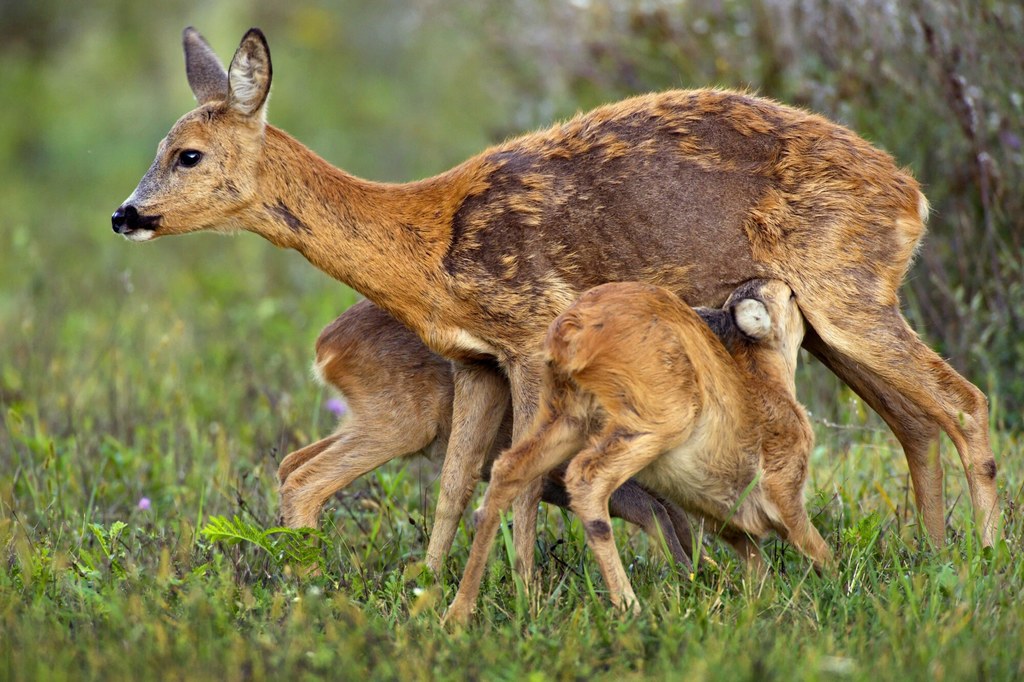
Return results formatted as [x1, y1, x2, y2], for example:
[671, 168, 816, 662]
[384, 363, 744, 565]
[732, 298, 772, 340]
[226, 28, 272, 119]
[183, 27, 228, 105]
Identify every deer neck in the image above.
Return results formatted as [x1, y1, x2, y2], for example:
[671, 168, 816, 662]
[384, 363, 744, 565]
[243, 125, 458, 333]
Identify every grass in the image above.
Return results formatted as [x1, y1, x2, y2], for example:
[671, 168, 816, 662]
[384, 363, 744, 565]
[1, 226, 1022, 681]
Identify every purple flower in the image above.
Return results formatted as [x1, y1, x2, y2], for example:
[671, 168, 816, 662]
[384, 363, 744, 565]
[325, 398, 347, 418]
[137, 497, 151, 511]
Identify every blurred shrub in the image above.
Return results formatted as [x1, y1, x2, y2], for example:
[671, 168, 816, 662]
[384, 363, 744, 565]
[432, 0, 1024, 424]
[0, 0, 1020, 425]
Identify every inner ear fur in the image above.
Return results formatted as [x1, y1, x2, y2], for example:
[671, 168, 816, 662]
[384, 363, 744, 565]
[732, 298, 772, 340]
[227, 28, 273, 118]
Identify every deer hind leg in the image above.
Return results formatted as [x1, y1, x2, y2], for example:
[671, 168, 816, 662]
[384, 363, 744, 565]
[801, 307, 998, 546]
[804, 328, 945, 543]
[425, 363, 509, 575]
[541, 469, 696, 569]
[565, 431, 667, 614]
[444, 414, 585, 626]
[607, 481, 694, 570]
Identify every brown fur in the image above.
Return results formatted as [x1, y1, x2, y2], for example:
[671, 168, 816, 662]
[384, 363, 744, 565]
[279, 299, 705, 572]
[116, 28, 998, 588]
[445, 280, 830, 622]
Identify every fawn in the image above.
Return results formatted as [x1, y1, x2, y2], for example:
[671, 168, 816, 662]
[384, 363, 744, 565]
[114, 28, 998, 587]
[277, 299, 705, 572]
[445, 280, 829, 622]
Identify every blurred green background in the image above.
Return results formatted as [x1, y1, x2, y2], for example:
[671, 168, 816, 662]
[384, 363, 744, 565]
[1, 0, 1022, 511]
[1, 0, 1021, 432]
[1, 3, 1022, 677]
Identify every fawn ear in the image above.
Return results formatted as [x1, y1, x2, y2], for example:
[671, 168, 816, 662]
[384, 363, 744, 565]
[226, 28, 272, 119]
[183, 27, 228, 105]
[694, 307, 733, 342]
[732, 298, 772, 340]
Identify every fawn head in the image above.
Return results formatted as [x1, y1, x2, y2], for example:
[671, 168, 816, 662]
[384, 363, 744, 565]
[112, 28, 272, 241]
[702, 279, 805, 384]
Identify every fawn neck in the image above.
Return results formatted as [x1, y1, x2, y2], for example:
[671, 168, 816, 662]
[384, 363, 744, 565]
[738, 346, 799, 407]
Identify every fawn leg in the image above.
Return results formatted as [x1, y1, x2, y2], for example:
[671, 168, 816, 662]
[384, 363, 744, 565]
[278, 433, 342, 485]
[541, 470, 694, 569]
[659, 495, 716, 569]
[718, 528, 766, 574]
[444, 414, 584, 626]
[607, 481, 694, 570]
[565, 431, 667, 614]
[761, 477, 834, 570]
[279, 427, 429, 529]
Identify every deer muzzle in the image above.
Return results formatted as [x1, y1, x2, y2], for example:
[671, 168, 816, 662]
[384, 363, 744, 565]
[111, 204, 161, 236]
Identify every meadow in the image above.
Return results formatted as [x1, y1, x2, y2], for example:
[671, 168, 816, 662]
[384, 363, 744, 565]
[2, 2, 1022, 680]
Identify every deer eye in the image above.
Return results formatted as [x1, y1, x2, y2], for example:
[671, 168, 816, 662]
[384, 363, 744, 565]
[177, 149, 203, 168]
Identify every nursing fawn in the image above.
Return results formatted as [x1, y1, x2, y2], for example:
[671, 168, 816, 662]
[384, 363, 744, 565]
[277, 299, 704, 573]
[445, 280, 829, 622]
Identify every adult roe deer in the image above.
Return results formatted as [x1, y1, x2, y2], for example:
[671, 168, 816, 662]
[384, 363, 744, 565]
[445, 280, 829, 622]
[278, 299, 704, 571]
[112, 27, 998, 582]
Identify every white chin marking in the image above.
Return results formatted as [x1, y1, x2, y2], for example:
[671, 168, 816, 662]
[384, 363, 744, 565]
[123, 229, 155, 242]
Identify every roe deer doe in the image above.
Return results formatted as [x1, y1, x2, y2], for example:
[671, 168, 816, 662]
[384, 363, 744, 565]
[278, 299, 703, 572]
[445, 280, 829, 622]
[113, 28, 998, 586]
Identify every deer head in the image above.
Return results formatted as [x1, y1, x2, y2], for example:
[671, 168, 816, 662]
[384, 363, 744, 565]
[111, 28, 272, 241]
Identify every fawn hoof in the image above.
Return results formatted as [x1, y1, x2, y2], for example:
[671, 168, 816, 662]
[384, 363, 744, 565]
[441, 597, 474, 629]
[423, 553, 443, 580]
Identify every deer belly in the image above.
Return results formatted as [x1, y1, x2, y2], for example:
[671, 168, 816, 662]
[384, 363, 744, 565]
[425, 326, 498, 362]
[634, 440, 777, 536]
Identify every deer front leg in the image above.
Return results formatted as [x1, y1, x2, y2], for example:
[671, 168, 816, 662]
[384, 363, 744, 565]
[425, 362, 510, 575]
[506, 359, 545, 586]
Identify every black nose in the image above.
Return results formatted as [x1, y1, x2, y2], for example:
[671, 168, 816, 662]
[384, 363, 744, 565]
[111, 205, 139, 233]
